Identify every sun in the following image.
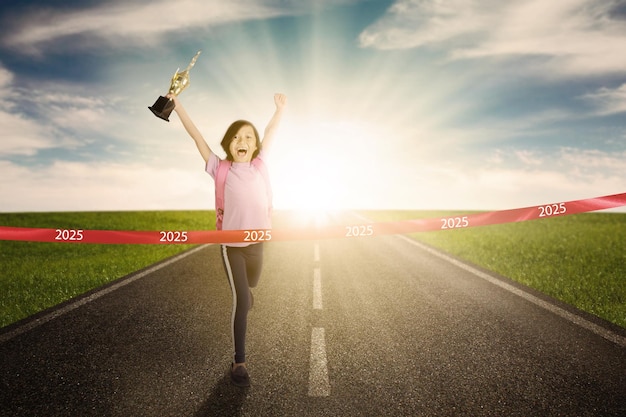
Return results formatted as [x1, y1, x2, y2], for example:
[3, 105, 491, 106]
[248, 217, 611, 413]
[269, 118, 383, 213]
[270, 142, 344, 211]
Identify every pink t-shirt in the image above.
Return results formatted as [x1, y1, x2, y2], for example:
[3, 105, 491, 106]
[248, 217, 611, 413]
[206, 151, 271, 246]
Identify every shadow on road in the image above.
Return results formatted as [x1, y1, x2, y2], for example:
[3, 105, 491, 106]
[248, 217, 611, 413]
[194, 374, 248, 417]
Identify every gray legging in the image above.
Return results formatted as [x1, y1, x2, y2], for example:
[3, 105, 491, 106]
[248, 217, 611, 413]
[220, 243, 264, 364]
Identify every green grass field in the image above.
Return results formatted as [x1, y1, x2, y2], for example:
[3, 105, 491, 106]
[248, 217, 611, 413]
[1, 210, 624, 329]
[0, 211, 213, 328]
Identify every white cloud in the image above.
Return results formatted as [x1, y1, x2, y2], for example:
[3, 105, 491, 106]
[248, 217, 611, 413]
[404, 147, 626, 210]
[0, 110, 55, 156]
[0, 69, 117, 157]
[2, 0, 302, 54]
[0, 65, 58, 155]
[34, 90, 112, 133]
[557, 147, 626, 175]
[1, 145, 624, 213]
[359, 0, 498, 49]
[0, 65, 13, 87]
[0, 159, 213, 212]
[360, 0, 626, 76]
[581, 83, 626, 115]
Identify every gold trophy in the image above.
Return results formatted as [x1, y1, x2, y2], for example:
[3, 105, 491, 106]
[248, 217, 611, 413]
[149, 50, 202, 121]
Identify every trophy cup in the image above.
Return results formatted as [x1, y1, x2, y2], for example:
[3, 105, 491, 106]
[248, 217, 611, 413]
[149, 50, 202, 121]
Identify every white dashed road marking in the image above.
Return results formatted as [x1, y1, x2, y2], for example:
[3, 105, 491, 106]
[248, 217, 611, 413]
[308, 242, 330, 397]
[308, 327, 331, 397]
[313, 267, 323, 310]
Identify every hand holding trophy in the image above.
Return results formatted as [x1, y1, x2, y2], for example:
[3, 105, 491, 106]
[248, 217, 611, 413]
[149, 50, 202, 121]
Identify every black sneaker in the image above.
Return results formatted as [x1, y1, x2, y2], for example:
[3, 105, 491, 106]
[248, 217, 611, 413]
[230, 363, 250, 388]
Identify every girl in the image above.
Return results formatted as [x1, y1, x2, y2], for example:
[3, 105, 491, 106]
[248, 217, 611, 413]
[167, 92, 287, 387]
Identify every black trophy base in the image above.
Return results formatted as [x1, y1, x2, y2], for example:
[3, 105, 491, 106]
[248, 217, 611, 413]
[149, 96, 175, 122]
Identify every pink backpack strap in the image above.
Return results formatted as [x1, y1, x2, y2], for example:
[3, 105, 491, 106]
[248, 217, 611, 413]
[215, 159, 231, 230]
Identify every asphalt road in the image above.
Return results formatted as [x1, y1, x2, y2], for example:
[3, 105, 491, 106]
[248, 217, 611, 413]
[1, 215, 625, 416]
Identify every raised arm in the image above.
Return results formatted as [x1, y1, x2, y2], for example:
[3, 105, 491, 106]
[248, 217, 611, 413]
[167, 93, 213, 163]
[261, 93, 287, 153]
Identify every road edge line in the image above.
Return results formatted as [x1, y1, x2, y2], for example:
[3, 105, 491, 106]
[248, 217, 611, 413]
[396, 234, 626, 348]
[0, 244, 210, 344]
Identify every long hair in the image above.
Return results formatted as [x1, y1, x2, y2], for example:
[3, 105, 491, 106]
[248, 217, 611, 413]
[220, 120, 262, 161]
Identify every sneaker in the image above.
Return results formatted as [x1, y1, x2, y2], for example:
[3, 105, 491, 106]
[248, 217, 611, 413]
[230, 363, 250, 388]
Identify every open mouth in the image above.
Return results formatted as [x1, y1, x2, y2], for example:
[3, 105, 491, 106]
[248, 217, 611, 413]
[237, 148, 248, 157]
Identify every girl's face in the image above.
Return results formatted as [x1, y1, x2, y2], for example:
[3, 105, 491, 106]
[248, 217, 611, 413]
[229, 125, 258, 163]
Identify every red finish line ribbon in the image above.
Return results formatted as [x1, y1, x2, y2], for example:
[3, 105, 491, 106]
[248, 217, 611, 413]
[1, 192, 625, 245]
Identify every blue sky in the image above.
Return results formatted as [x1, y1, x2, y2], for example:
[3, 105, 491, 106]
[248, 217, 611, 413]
[1, 0, 625, 212]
